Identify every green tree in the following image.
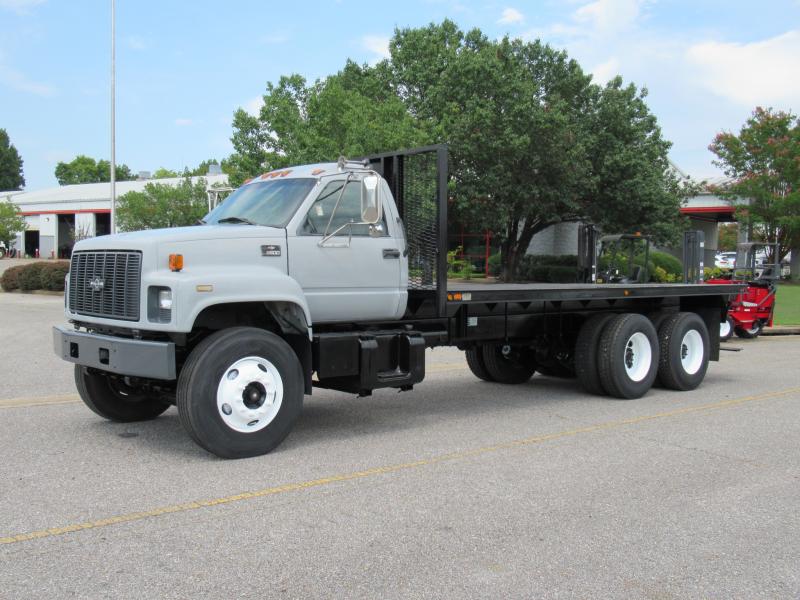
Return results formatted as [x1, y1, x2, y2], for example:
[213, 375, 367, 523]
[389, 21, 687, 276]
[116, 177, 208, 232]
[717, 223, 738, 251]
[0, 198, 25, 248]
[709, 107, 800, 264]
[227, 20, 687, 278]
[55, 155, 135, 185]
[187, 159, 223, 177]
[226, 63, 427, 186]
[0, 129, 25, 190]
[152, 167, 179, 179]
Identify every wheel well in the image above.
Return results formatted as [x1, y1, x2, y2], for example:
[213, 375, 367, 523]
[190, 302, 313, 394]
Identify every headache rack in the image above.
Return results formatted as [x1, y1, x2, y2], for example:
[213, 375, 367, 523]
[363, 145, 449, 317]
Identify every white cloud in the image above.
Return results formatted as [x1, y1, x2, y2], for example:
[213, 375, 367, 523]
[260, 33, 289, 45]
[686, 30, 800, 107]
[0, 0, 45, 15]
[125, 35, 148, 51]
[0, 63, 54, 96]
[362, 35, 390, 62]
[174, 118, 193, 126]
[573, 0, 642, 36]
[498, 7, 524, 25]
[243, 96, 264, 117]
[591, 57, 620, 84]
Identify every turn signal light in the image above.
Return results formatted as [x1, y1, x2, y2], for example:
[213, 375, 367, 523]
[169, 254, 184, 272]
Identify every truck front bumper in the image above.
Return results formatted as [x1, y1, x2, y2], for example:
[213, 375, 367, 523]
[53, 325, 176, 380]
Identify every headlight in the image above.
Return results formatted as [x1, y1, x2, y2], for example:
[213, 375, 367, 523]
[158, 289, 173, 310]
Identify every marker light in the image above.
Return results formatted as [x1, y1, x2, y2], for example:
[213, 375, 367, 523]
[169, 254, 184, 272]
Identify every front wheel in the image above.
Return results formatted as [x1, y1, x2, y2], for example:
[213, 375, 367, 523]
[735, 320, 762, 339]
[177, 327, 304, 459]
[75, 366, 170, 422]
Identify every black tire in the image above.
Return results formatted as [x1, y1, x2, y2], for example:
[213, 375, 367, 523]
[734, 320, 762, 339]
[657, 312, 710, 391]
[480, 344, 536, 384]
[177, 327, 303, 459]
[465, 347, 494, 381]
[574, 313, 616, 395]
[719, 316, 734, 341]
[648, 311, 675, 335]
[597, 314, 659, 399]
[75, 366, 170, 422]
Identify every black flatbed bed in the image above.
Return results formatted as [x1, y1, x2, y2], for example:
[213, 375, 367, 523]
[446, 282, 745, 304]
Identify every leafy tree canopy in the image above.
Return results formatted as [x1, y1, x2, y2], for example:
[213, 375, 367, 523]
[55, 155, 135, 185]
[0, 129, 25, 190]
[0, 198, 26, 247]
[152, 167, 179, 179]
[116, 177, 208, 232]
[709, 107, 800, 262]
[227, 19, 690, 277]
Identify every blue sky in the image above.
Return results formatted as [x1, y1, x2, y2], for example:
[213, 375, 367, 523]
[1, 0, 799, 190]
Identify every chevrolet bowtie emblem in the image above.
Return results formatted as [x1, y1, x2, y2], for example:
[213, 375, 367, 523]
[88, 277, 105, 293]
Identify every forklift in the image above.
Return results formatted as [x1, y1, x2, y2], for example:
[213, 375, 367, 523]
[706, 242, 780, 339]
[595, 233, 651, 284]
[577, 225, 652, 284]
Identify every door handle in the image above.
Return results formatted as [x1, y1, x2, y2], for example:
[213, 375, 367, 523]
[383, 248, 401, 259]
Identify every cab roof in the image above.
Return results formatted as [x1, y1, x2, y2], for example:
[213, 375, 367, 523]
[242, 162, 356, 185]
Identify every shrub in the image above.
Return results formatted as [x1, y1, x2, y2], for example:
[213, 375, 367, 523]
[1, 265, 25, 291]
[650, 251, 683, 277]
[17, 262, 48, 291]
[488, 252, 502, 276]
[41, 262, 70, 291]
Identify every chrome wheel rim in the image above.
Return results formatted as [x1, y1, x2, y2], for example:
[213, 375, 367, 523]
[624, 332, 652, 382]
[216, 356, 283, 433]
[680, 329, 704, 375]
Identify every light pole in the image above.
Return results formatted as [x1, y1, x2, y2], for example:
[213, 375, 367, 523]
[110, 0, 116, 233]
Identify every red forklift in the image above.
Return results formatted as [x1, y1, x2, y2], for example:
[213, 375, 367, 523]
[705, 242, 780, 339]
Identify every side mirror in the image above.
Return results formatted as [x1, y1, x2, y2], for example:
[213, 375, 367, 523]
[361, 175, 382, 224]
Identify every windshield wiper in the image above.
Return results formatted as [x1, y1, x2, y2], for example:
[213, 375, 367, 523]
[217, 216, 257, 225]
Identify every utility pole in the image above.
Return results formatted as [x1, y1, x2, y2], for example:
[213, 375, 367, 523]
[110, 0, 116, 233]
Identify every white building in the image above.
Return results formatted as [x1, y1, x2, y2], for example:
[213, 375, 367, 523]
[1, 174, 229, 258]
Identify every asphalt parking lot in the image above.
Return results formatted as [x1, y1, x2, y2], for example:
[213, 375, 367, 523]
[1, 292, 799, 598]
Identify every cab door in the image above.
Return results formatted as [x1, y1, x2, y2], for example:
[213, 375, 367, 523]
[287, 179, 405, 324]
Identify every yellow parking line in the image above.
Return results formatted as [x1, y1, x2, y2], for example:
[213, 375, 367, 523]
[2, 385, 798, 546]
[0, 394, 80, 409]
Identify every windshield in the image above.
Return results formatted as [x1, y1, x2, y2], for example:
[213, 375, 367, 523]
[205, 178, 316, 227]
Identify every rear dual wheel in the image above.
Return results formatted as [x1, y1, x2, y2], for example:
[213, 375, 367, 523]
[465, 344, 536, 384]
[575, 311, 710, 399]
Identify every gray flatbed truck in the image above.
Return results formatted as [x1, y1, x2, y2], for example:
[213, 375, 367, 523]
[53, 145, 743, 458]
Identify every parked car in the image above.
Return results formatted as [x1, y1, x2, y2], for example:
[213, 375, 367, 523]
[715, 251, 736, 270]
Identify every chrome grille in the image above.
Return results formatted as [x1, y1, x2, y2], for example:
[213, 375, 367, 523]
[68, 251, 142, 321]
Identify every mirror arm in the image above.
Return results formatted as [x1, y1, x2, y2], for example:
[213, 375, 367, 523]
[322, 173, 352, 239]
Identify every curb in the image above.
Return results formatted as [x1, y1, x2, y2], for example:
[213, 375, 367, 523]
[762, 326, 800, 336]
[0, 289, 64, 296]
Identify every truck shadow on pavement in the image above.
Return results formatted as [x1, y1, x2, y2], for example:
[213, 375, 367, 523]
[83, 368, 733, 460]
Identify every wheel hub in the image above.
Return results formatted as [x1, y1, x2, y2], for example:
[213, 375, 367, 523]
[679, 329, 703, 375]
[623, 332, 652, 382]
[216, 356, 284, 433]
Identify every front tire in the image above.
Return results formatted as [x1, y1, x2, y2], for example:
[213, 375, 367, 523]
[75, 366, 170, 422]
[177, 327, 303, 459]
[597, 314, 659, 399]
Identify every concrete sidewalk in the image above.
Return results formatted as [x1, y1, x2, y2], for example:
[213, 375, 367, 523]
[763, 325, 800, 336]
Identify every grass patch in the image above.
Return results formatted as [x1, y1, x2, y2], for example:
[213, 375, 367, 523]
[774, 283, 800, 326]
